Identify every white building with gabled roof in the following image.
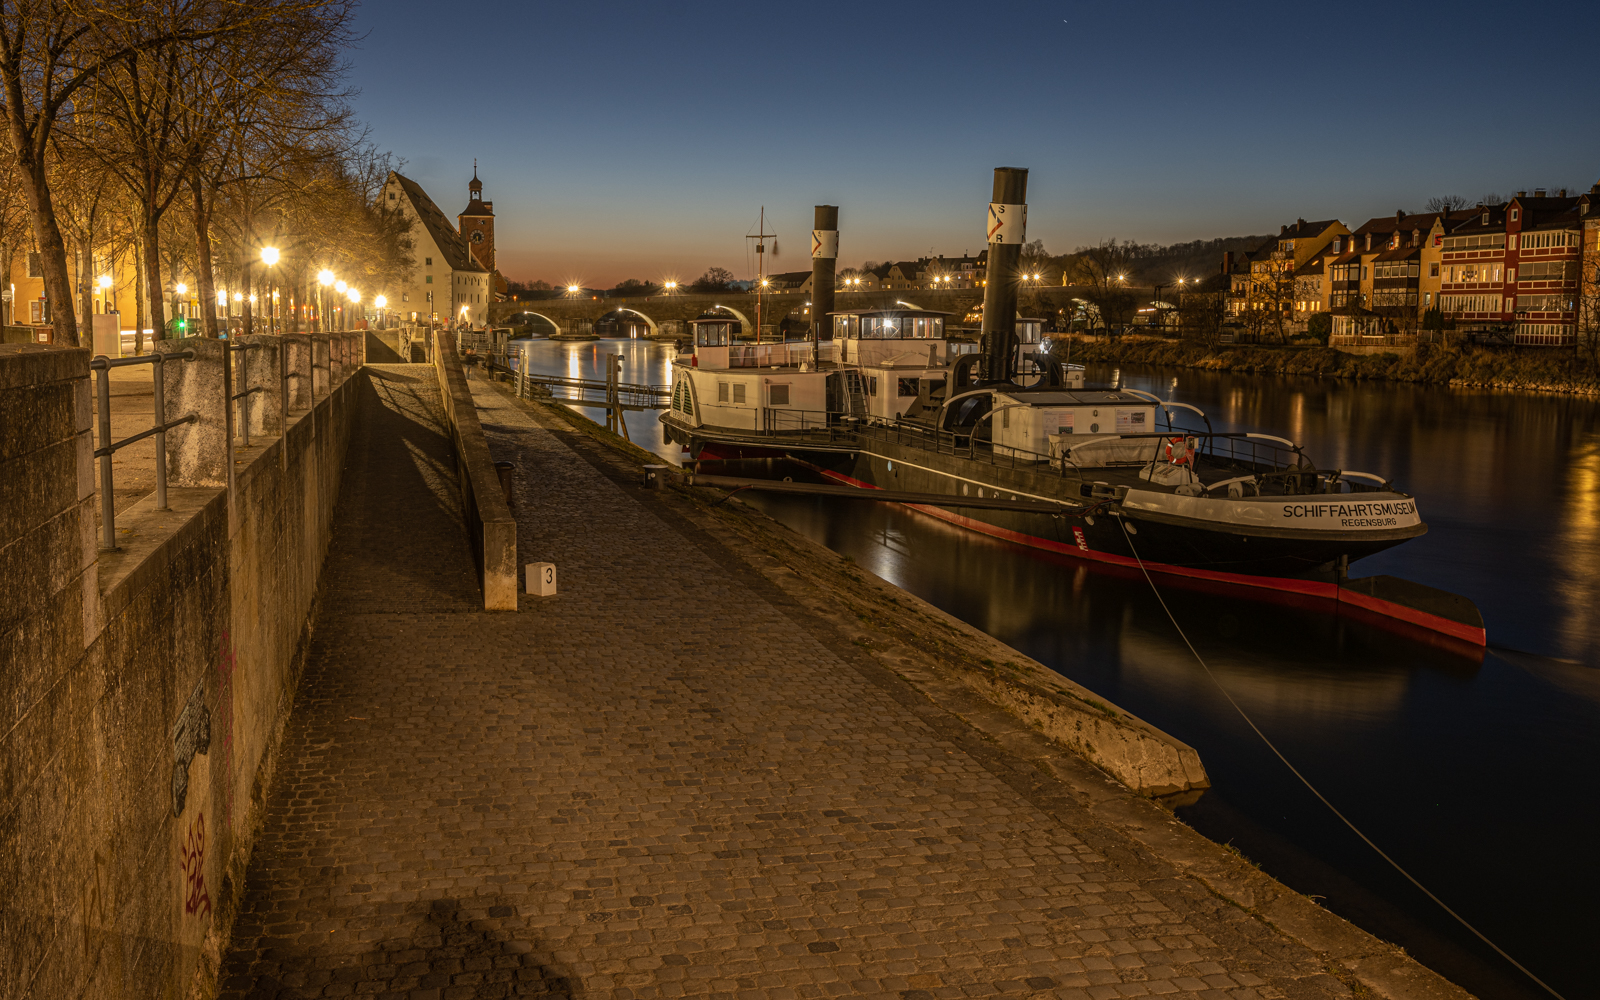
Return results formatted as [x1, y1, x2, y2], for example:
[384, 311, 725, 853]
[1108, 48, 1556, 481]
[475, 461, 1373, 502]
[381, 170, 493, 328]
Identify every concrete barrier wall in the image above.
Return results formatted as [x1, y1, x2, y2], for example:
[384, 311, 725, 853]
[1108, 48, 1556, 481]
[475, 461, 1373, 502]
[432, 330, 517, 610]
[0, 332, 364, 1000]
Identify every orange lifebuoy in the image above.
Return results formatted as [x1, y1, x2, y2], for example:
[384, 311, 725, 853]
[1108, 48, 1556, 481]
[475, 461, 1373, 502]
[1165, 435, 1196, 465]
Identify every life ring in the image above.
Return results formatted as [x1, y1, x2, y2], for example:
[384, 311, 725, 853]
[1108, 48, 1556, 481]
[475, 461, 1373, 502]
[1165, 435, 1197, 465]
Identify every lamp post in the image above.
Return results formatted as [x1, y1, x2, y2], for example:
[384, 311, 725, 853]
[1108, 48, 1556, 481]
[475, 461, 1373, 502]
[260, 247, 280, 335]
[374, 294, 387, 329]
[318, 269, 335, 333]
[335, 280, 348, 332]
[347, 287, 360, 331]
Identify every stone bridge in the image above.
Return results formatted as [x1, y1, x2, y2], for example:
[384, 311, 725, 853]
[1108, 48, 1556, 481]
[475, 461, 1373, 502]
[490, 287, 995, 338]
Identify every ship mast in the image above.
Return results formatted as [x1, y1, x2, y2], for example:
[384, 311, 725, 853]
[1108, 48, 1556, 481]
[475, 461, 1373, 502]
[747, 207, 777, 343]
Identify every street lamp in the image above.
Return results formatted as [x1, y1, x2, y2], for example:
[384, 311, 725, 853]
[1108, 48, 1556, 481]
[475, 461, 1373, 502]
[317, 269, 336, 333]
[259, 247, 279, 334]
[664, 280, 678, 294]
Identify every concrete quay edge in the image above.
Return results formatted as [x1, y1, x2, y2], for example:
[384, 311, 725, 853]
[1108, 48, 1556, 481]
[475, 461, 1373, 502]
[431, 331, 517, 609]
[480, 376, 1477, 1000]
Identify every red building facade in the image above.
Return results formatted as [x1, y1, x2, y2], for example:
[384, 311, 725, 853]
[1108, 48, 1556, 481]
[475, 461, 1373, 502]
[1440, 192, 1581, 346]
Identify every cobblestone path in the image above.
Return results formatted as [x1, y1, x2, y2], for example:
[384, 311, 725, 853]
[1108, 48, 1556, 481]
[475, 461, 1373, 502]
[216, 367, 1359, 1000]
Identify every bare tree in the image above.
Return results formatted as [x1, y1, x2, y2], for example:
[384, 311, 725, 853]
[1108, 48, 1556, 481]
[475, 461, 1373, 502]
[0, 0, 282, 344]
[1067, 239, 1147, 333]
[1426, 194, 1469, 213]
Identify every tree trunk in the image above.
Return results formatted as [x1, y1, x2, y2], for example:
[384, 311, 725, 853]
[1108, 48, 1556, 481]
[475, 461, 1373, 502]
[144, 212, 166, 340]
[134, 235, 147, 352]
[1, 245, 11, 327]
[79, 243, 94, 337]
[190, 172, 218, 337]
[13, 157, 79, 345]
[241, 261, 253, 337]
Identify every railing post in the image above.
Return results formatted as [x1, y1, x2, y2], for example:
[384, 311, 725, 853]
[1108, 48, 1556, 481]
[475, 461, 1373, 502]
[152, 352, 169, 511]
[235, 344, 250, 448]
[95, 362, 116, 550]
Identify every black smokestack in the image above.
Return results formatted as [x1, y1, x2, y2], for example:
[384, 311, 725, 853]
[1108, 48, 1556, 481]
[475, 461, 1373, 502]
[810, 205, 838, 364]
[979, 167, 1027, 383]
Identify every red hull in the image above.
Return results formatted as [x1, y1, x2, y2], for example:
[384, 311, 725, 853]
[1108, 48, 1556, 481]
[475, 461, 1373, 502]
[814, 467, 1486, 647]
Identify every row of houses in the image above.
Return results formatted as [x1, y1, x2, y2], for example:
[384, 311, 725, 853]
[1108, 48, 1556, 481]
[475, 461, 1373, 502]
[1227, 184, 1600, 346]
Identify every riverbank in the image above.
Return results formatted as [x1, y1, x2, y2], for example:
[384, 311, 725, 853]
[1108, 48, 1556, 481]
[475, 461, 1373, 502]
[481, 376, 1473, 1000]
[1061, 338, 1600, 394]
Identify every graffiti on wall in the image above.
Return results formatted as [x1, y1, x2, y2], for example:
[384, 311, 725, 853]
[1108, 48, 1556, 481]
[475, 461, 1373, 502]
[180, 812, 211, 920]
[80, 849, 109, 958]
[171, 680, 210, 817]
[215, 632, 236, 828]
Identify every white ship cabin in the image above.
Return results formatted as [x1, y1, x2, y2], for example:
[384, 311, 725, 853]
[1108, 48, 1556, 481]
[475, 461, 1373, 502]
[671, 314, 839, 433]
[832, 307, 956, 421]
[982, 389, 1159, 465]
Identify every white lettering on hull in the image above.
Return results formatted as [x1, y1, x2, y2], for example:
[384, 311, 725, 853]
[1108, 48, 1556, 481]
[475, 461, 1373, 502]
[1123, 489, 1423, 532]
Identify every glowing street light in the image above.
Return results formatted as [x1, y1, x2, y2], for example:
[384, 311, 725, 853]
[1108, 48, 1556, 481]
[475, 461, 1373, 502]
[347, 288, 360, 303]
[663, 280, 678, 292]
[97, 275, 112, 290]
[319, 269, 335, 286]
[567, 284, 581, 295]
[335, 280, 347, 293]
[374, 294, 387, 308]
[175, 283, 188, 295]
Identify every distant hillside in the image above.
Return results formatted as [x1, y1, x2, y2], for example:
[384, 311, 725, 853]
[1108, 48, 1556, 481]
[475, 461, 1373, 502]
[1053, 234, 1272, 290]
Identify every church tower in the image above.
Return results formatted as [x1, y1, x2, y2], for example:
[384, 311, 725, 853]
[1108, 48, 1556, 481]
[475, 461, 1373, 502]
[457, 161, 495, 272]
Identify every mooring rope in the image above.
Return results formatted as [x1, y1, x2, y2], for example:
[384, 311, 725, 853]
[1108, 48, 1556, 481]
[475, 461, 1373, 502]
[1114, 516, 1566, 1000]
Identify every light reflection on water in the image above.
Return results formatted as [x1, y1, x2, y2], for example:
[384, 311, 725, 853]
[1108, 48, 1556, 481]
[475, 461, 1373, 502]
[516, 340, 1596, 1000]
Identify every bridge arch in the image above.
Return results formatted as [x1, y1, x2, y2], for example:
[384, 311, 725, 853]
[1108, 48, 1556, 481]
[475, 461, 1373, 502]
[705, 304, 753, 338]
[594, 307, 659, 338]
[506, 310, 562, 337]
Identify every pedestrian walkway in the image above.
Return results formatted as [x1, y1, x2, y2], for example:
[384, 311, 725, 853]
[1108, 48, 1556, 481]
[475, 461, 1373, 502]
[216, 367, 1364, 1000]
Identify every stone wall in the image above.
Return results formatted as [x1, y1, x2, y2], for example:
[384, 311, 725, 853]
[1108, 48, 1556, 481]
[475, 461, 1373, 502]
[432, 329, 517, 610]
[0, 331, 364, 1000]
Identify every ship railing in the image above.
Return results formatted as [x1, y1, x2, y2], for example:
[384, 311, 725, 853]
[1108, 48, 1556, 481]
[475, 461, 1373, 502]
[729, 342, 836, 368]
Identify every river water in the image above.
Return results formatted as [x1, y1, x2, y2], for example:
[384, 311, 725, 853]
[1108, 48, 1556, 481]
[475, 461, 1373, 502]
[513, 337, 1598, 1000]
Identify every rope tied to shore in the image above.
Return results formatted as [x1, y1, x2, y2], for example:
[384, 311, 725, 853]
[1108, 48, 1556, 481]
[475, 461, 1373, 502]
[1114, 515, 1568, 1000]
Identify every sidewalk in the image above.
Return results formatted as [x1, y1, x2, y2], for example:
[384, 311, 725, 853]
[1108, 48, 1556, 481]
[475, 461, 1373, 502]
[214, 368, 1443, 1000]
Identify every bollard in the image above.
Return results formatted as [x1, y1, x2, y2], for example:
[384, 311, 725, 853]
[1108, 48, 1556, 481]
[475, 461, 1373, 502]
[526, 563, 557, 596]
[642, 464, 668, 490]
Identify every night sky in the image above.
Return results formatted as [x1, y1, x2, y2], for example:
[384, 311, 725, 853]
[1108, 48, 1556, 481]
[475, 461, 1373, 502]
[350, 1, 1600, 286]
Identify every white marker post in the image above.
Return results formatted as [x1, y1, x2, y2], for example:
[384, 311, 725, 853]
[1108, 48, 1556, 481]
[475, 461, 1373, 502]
[527, 563, 557, 596]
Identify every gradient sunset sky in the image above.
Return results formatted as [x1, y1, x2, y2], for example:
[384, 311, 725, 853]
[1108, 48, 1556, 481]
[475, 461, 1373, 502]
[350, 0, 1600, 287]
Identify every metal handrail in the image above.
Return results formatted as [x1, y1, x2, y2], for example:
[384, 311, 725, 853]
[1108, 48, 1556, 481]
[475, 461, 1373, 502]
[227, 342, 263, 447]
[90, 351, 197, 551]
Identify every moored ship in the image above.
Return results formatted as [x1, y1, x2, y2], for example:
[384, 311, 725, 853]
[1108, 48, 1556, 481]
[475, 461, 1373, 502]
[660, 172, 1480, 644]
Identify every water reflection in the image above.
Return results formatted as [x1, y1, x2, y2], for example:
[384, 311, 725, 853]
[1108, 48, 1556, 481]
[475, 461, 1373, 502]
[515, 342, 1597, 1000]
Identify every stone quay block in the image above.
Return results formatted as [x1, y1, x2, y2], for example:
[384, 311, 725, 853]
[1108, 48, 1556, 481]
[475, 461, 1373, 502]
[155, 337, 228, 488]
[281, 334, 312, 410]
[242, 334, 283, 437]
[311, 334, 330, 397]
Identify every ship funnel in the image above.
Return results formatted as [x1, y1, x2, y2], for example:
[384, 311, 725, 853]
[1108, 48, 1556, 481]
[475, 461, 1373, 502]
[980, 167, 1028, 384]
[810, 205, 839, 365]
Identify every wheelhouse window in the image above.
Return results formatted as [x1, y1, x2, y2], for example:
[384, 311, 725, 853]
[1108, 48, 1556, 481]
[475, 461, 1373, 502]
[695, 320, 735, 347]
[1016, 319, 1043, 343]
